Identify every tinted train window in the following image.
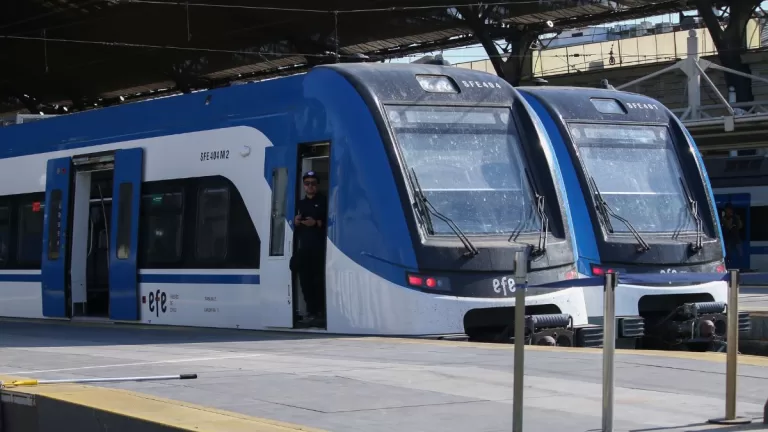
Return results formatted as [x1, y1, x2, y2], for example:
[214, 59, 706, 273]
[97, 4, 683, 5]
[750, 206, 768, 242]
[269, 168, 288, 256]
[17, 202, 44, 265]
[47, 189, 63, 260]
[141, 192, 184, 263]
[116, 183, 133, 260]
[0, 206, 9, 266]
[196, 187, 229, 261]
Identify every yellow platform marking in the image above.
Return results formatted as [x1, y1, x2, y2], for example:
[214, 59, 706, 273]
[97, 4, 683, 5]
[743, 307, 768, 316]
[0, 375, 325, 432]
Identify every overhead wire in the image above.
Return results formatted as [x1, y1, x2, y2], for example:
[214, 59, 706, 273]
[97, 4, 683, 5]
[126, 0, 569, 13]
[0, 4, 763, 111]
[2, 22, 759, 61]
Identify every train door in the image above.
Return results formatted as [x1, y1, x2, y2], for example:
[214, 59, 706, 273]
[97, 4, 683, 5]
[41, 157, 73, 318]
[41, 149, 143, 321]
[262, 164, 294, 329]
[108, 148, 143, 320]
[293, 142, 330, 329]
[715, 193, 750, 270]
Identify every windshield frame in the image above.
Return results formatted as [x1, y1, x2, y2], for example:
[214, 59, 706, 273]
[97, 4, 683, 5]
[382, 102, 544, 240]
[566, 120, 700, 237]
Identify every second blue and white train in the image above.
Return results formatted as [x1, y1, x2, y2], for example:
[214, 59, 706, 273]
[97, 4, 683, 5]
[0, 62, 745, 350]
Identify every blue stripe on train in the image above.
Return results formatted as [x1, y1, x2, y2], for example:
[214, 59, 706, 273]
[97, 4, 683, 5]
[139, 274, 260, 284]
[0, 273, 260, 284]
[0, 274, 43, 282]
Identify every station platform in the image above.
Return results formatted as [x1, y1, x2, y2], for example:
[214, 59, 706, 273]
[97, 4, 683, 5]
[1, 319, 768, 432]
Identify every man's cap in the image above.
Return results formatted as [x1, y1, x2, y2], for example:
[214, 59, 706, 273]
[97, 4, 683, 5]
[303, 171, 318, 181]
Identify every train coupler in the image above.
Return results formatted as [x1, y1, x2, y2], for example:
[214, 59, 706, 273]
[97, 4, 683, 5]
[649, 302, 750, 351]
[525, 313, 574, 346]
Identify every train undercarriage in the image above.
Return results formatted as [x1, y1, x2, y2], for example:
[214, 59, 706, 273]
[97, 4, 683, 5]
[464, 306, 604, 348]
[636, 301, 751, 352]
[464, 300, 751, 351]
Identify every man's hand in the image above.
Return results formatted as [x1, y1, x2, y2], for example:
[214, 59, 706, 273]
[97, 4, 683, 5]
[294, 214, 302, 225]
[303, 217, 317, 227]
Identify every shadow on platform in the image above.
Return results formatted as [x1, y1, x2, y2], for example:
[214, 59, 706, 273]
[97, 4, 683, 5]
[0, 318, 358, 349]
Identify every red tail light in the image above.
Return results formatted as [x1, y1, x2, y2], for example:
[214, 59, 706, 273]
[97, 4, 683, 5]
[408, 275, 423, 286]
[591, 265, 616, 276]
[715, 264, 726, 273]
[564, 270, 578, 280]
[407, 273, 446, 290]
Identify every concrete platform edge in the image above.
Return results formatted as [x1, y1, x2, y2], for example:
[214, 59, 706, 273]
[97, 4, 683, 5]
[0, 374, 325, 432]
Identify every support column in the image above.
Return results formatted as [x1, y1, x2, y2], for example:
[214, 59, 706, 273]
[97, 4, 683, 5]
[694, 0, 761, 103]
[459, 6, 536, 86]
[686, 30, 701, 120]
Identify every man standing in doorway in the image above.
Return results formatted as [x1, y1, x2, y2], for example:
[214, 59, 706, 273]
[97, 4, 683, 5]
[294, 171, 327, 325]
[721, 204, 743, 269]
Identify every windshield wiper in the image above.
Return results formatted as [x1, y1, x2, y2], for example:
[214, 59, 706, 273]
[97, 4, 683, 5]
[678, 177, 703, 253]
[408, 167, 479, 257]
[588, 176, 650, 253]
[524, 168, 548, 257]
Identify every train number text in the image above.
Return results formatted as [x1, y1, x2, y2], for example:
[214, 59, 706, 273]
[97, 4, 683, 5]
[200, 150, 229, 161]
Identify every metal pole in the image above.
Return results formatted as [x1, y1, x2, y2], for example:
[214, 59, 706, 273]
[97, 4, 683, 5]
[512, 249, 529, 432]
[602, 271, 617, 432]
[764, 398, 767, 424]
[1, 374, 197, 388]
[708, 270, 751, 425]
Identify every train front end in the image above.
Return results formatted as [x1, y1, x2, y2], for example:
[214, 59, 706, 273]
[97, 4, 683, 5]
[326, 64, 599, 346]
[518, 86, 747, 350]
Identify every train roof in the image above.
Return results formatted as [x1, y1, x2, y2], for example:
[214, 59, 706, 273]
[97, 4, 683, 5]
[0, 63, 511, 160]
[516, 85, 672, 124]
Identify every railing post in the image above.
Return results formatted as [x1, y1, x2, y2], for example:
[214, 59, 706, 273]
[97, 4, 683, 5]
[764, 398, 767, 424]
[708, 269, 751, 425]
[512, 249, 529, 432]
[602, 271, 617, 432]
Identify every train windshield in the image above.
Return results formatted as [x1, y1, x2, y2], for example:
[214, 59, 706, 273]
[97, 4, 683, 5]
[568, 123, 697, 234]
[385, 105, 541, 236]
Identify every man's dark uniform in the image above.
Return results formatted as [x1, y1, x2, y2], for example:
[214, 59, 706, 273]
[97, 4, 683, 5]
[295, 182, 327, 318]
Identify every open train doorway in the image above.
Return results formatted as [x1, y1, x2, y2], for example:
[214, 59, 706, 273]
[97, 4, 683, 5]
[41, 149, 144, 321]
[80, 171, 113, 318]
[292, 142, 330, 329]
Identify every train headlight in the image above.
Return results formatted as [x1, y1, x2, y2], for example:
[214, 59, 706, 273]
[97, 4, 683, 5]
[415, 75, 459, 93]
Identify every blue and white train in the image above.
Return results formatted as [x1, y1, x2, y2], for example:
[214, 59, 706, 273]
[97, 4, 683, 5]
[518, 86, 746, 350]
[706, 155, 768, 276]
[0, 63, 602, 345]
[0, 63, 745, 349]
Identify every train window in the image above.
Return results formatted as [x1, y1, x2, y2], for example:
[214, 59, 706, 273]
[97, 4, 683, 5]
[269, 168, 288, 256]
[750, 206, 768, 242]
[17, 201, 44, 265]
[47, 189, 63, 260]
[569, 123, 696, 234]
[196, 187, 229, 261]
[0, 206, 9, 266]
[385, 104, 540, 236]
[141, 192, 184, 263]
[116, 183, 133, 260]
[590, 98, 626, 115]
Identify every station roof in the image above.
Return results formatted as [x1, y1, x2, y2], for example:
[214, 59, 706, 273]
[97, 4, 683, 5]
[1, 0, 692, 117]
